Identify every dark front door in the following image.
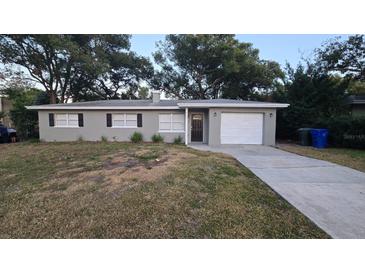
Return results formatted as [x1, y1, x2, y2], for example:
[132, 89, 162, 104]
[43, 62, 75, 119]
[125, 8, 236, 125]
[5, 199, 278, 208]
[191, 114, 203, 142]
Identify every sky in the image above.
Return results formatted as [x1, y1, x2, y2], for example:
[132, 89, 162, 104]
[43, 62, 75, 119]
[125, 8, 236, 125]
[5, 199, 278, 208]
[131, 34, 349, 68]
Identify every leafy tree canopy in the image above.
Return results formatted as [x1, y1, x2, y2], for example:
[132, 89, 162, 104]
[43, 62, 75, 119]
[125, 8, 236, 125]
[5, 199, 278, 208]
[152, 34, 283, 99]
[316, 35, 365, 81]
[273, 63, 349, 139]
[0, 35, 154, 103]
[347, 80, 365, 95]
[4, 86, 49, 138]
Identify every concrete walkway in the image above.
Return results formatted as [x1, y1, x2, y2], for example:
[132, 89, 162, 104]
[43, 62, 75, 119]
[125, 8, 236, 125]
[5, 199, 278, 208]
[190, 144, 365, 239]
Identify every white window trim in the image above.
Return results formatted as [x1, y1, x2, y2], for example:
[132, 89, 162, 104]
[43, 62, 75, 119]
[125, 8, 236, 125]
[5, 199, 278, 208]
[111, 113, 138, 128]
[54, 113, 79, 128]
[158, 113, 185, 133]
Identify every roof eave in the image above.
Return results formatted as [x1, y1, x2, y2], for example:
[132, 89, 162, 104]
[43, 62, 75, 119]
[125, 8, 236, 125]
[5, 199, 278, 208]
[177, 103, 290, 108]
[26, 102, 290, 110]
[26, 106, 181, 110]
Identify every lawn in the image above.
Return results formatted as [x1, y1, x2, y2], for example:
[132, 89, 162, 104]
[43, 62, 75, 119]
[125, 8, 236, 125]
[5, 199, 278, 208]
[0, 141, 328, 238]
[278, 143, 365, 173]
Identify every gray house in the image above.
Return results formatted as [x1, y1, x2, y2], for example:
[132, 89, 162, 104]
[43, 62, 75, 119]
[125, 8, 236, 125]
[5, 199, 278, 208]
[27, 92, 288, 146]
[347, 95, 365, 117]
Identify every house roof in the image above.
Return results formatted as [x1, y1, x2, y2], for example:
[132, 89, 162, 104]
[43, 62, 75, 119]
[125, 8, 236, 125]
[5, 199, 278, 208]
[347, 95, 365, 105]
[26, 99, 289, 110]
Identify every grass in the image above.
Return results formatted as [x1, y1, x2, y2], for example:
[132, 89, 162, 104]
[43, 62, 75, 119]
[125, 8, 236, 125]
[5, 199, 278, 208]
[278, 143, 365, 173]
[0, 141, 328, 238]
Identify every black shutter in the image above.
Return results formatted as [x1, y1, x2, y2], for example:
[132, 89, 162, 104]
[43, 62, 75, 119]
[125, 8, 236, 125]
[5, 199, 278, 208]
[106, 113, 112, 127]
[49, 113, 54, 127]
[137, 113, 142, 127]
[78, 113, 84, 127]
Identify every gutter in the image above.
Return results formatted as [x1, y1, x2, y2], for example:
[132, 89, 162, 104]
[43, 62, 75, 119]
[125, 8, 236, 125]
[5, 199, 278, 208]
[26, 102, 290, 110]
[177, 103, 290, 108]
[26, 106, 181, 110]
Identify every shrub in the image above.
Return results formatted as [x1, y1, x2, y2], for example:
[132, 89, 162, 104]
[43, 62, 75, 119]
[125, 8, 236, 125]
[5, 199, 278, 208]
[6, 87, 49, 140]
[100, 136, 108, 142]
[77, 136, 84, 142]
[173, 135, 183, 144]
[313, 115, 365, 149]
[130, 132, 143, 143]
[151, 133, 164, 143]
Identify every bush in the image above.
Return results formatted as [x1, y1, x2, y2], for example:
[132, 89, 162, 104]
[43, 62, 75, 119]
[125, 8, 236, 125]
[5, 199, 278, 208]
[173, 135, 183, 144]
[130, 132, 143, 143]
[5, 87, 49, 140]
[100, 136, 108, 142]
[151, 133, 164, 143]
[313, 115, 365, 149]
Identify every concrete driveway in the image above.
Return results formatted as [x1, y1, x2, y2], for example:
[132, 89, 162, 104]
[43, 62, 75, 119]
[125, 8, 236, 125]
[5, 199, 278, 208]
[190, 144, 365, 239]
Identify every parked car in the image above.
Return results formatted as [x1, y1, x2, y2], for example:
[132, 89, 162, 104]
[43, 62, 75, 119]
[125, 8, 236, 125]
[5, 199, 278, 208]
[0, 123, 17, 143]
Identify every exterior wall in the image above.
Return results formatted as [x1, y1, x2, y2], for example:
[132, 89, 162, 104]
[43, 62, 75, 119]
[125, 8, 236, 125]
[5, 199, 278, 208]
[187, 108, 209, 144]
[208, 107, 277, 146]
[38, 107, 278, 145]
[38, 110, 186, 143]
[351, 105, 365, 117]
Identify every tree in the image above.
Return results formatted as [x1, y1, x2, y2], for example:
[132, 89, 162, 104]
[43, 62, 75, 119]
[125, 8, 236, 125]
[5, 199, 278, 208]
[222, 51, 283, 100]
[273, 63, 349, 139]
[138, 86, 149, 99]
[0, 66, 34, 92]
[0, 35, 154, 103]
[90, 50, 154, 100]
[152, 35, 283, 99]
[4, 87, 49, 139]
[316, 35, 365, 81]
[347, 80, 365, 95]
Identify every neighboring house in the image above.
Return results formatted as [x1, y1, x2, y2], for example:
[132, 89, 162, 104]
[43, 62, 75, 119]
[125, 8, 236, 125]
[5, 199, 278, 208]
[347, 95, 365, 117]
[26, 92, 289, 146]
[0, 96, 13, 127]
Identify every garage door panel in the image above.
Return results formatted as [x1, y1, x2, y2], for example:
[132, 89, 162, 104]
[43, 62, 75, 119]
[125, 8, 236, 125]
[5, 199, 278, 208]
[221, 113, 263, 144]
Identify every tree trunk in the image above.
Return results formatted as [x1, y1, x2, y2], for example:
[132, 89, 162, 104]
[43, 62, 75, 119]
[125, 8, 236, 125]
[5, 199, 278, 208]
[49, 91, 57, 104]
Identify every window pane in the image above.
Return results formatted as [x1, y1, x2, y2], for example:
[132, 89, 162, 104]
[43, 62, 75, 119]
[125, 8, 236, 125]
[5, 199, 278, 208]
[172, 122, 184, 130]
[126, 120, 137, 127]
[68, 120, 78, 127]
[126, 114, 137, 121]
[113, 120, 124, 127]
[68, 114, 78, 121]
[159, 114, 171, 123]
[55, 114, 67, 120]
[55, 119, 67, 126]
[159, 122, 171, 130]
[172, 114, 184, 123]
[113, 114, 124, 121]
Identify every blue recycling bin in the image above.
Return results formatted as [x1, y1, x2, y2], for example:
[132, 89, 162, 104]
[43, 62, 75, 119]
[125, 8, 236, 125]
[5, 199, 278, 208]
[310, 129, 329, 148]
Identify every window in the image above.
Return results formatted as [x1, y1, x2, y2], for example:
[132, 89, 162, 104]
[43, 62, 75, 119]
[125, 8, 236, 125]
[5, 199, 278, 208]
[55, 113, 79, 127]
[159, 113, 185, 132]
[112, 113, 137, 128]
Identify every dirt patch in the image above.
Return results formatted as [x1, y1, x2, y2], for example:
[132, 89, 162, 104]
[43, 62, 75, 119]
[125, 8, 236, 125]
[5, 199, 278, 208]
[104, 158, 139, 170]
[55, 167, 86, 177]
[40, 149, 198, 198]
[102, 151, 197, 184]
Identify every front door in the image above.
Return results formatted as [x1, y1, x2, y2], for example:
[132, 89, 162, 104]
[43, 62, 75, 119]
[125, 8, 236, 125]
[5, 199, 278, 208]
[191, 114, 203, 142]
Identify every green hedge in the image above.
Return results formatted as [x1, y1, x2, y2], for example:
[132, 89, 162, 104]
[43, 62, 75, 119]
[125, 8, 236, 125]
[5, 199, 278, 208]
[151, 133, 164, 143]
[314, 116, 365, 149]
[130, 132, 143, 143]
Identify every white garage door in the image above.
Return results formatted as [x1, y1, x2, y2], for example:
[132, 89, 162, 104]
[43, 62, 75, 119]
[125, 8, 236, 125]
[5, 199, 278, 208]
[221, 113, 263, 144]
